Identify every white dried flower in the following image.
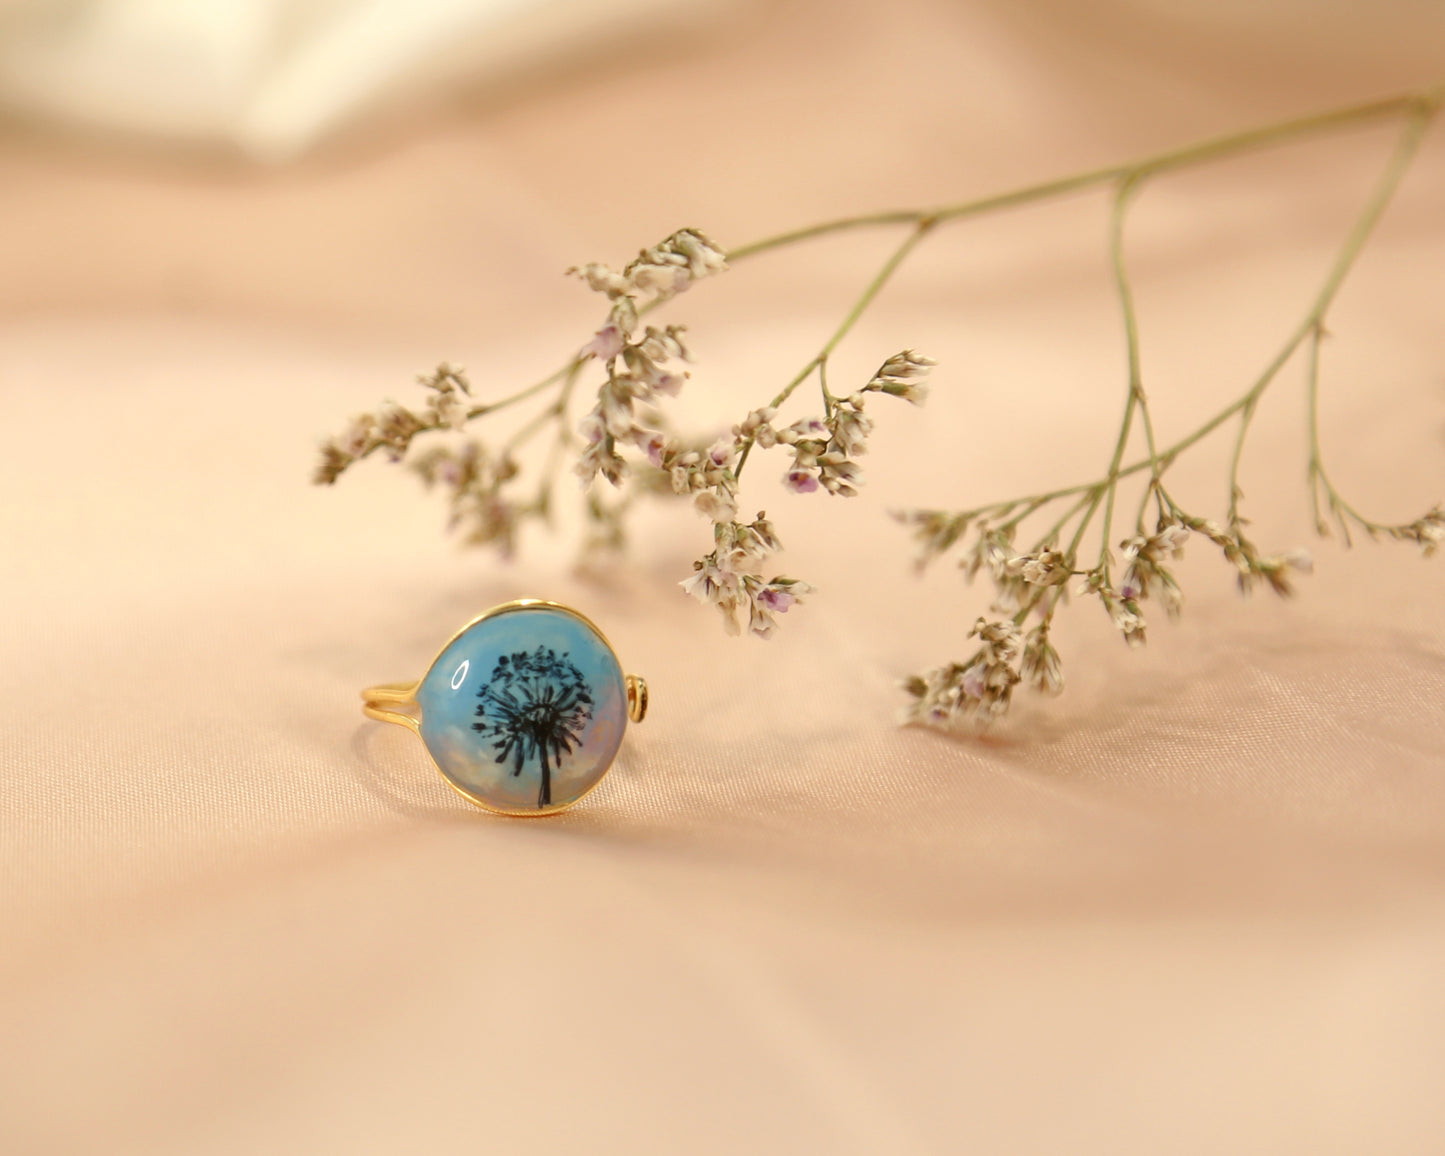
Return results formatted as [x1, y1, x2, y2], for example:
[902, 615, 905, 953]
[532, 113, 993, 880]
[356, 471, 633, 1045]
[694, 489, 739, 523]
[598, 379, 635, 438]
[747, 577, 815, 639]
[681, 555, 745, 636]
[1116, 521, 1190, 614]
[817, 453, 863, 498]
[431, 390, 469, 431]
[777, 418, 828, 446]
[638, 325, 692, 364]
[681, 551, 734, 599]
[623, 228, 728, 300]
[1393, 504, 1445, 557]
[582, 324, 625, 362]
[630, 429, 669, 468]
[1020, 627, 1064, 696]
[374, 401, 424, 460]
[827, 396, 873, 459]
[894, 509, 973, 569]
[734, 406, 779, 449]
[339, 414, 374, 458]
[416, 362, 471, 395]
[1019, 549, 1070, 586]
[1104, 594, 1147, 648]
[575, 413, 624, 487]
[866, 349, 936, 405]
[567, 262, 631, 298]
[961, 526, 1017, 585]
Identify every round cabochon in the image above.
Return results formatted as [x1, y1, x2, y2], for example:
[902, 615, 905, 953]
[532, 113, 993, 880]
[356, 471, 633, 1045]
[416, 603, 627, 814]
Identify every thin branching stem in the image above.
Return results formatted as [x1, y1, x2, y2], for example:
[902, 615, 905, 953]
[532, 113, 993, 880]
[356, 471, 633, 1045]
[1095, 174, 1156, 570]
[735, 218, 937, 479]
[1035, 490, 1097, 551]
[471, 359, 580, 421]
[927, 101, 1436, 557]
[1305, 321, 1403, 542]
[728, 88, 1439, 262]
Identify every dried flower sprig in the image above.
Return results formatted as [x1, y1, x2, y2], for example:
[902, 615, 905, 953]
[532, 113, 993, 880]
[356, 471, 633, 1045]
[900, 90, 1443, 730]
[316, 84, 1443, 726]
[317, 222, 934, 636]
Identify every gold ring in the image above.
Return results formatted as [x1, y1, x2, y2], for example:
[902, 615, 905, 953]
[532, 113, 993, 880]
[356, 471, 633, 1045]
[362, 599, 647, 816]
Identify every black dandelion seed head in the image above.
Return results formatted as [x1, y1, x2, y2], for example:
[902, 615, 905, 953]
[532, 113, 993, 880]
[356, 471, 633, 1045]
[472, 645, 594, 807]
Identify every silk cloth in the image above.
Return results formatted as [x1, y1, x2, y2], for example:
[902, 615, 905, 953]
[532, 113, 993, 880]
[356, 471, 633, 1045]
[0, 0, 734, 160]
[3, 1, 1445, 1151]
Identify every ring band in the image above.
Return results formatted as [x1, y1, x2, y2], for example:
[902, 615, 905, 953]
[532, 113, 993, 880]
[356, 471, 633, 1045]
[362, 599, 647, 816]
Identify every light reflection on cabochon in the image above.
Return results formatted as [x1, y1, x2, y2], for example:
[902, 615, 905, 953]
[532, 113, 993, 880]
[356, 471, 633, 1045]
[416, 607, 627, 814]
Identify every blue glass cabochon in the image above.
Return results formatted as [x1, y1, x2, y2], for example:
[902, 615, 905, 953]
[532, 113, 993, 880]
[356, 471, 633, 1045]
[416, 606, 626, 813]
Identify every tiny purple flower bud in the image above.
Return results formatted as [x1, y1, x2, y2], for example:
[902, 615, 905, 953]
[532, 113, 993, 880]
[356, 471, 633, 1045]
[785, 469, 819, 494]
[1119, 565, 1143, 601]
[756, 587, 795, 613]
[653, 372, 687, 397]
[582, 324, 624, 362]
[579, 412, 605, 447]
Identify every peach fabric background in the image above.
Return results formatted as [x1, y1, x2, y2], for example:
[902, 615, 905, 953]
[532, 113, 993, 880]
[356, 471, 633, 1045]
[3, 1, 1445, 1151]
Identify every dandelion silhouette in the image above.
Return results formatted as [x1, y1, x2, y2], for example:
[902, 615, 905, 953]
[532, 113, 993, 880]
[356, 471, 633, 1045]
[473, 646, 594, 808]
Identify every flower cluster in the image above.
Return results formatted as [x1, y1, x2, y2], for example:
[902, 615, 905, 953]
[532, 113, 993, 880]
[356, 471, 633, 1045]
[575, 323, 693, 487]
[1177, 515, 1313, 597]
[733, 351, 933, 497]
[680, 512, 814, 637]
[663, 436, 741, 522]
[1117, 521, 1189, 614]
[780, 402, 868, 496]
[899, 502, 1329, 730]
[411, 440, 524, 557]
[571, 229, 727, 488]
[315, 225, 936, 646]
[1086, 576, 1148, 649]
[865, 350, 936, 405]
[893, 508, 974, 570]
[314, 363, 474, 485]
[1020, 624, 1063, 696]
[900, 617, 1022, 727]
[1386, 504, 1444, 557]
[570, 227, 729, 306]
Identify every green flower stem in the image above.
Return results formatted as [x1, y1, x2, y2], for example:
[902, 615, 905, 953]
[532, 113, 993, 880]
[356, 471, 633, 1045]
[1226, 394, 1260, 531]
[1108, 174, 1166, 540]
[818, 356, 835, 418]
[469, 358, 580, 422]
[525, 361, 584, 518]
[728, 88, 1440, 263]
[1035, 490, 1097, 551]
[1305, 321, 1401, 542]
[924, 100, 1437, 561]
[734, 218, 937, 480]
